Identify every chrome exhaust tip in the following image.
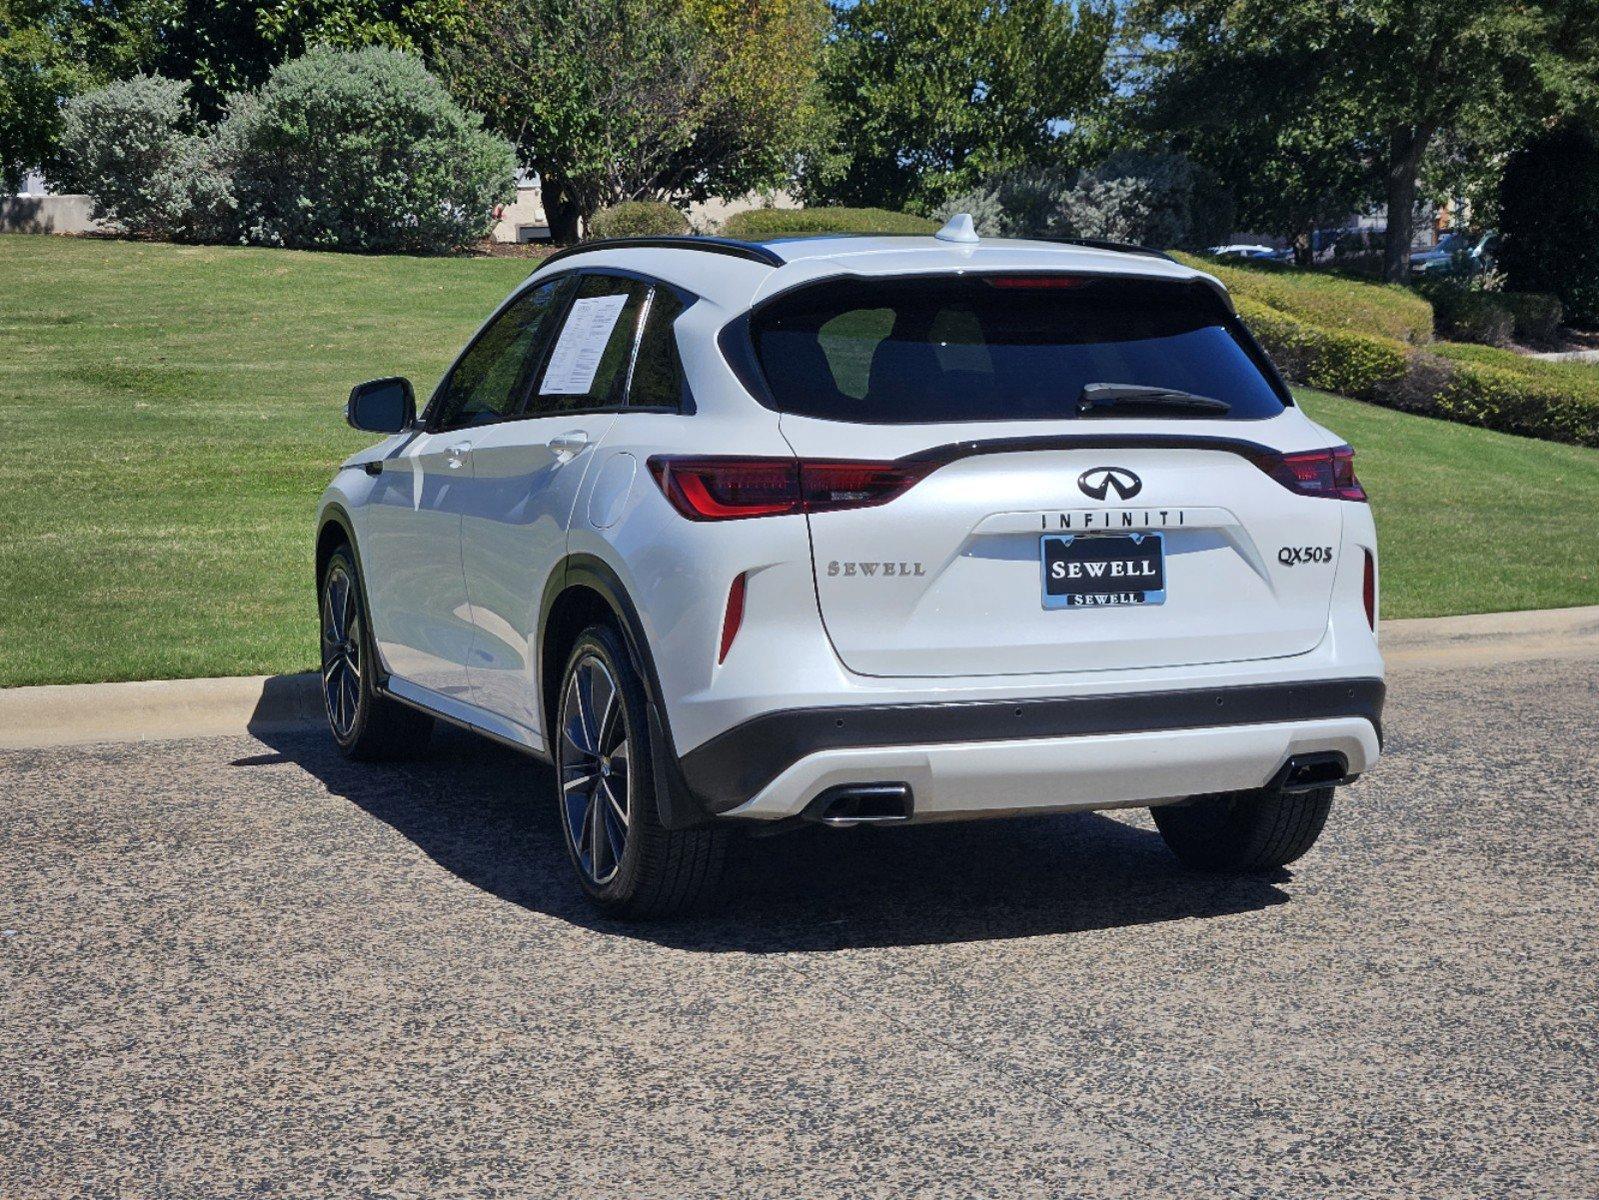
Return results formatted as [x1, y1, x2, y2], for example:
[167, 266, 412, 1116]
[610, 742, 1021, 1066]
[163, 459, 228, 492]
[805, 783, 914, 827]
[1270, 752, 1353, 793]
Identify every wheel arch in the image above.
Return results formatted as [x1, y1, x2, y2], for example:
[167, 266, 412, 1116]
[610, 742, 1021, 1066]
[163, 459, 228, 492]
[315, 505, 357, 592]
[538, 553, 711, 829]
[314, 503, 392, 686]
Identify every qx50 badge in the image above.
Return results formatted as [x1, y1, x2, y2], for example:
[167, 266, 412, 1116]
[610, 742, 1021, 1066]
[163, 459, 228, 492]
[1078, 466, 1142, 501]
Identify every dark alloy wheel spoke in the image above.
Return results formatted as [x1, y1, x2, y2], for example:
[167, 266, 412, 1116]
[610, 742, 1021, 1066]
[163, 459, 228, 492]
[321, 565, 362, 741]
[558, 653, 631, 887]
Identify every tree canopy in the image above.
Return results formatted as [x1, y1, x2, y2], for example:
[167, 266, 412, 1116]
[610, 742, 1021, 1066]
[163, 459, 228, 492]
[444, 0, 826, 241]
[1130, 0, 1599, 280]
[802, 0, 1114, 211]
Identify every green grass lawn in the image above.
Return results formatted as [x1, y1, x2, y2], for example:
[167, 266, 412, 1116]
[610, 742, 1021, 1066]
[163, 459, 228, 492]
[1, 234, 1597, 687]
[1296, 387, 1599, 618]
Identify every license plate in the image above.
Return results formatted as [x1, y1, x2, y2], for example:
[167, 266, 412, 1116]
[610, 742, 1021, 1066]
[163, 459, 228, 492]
[1041, 532, 1166, 609]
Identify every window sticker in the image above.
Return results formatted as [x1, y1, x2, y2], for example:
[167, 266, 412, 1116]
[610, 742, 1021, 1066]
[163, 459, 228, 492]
[539, 294, 629, 395]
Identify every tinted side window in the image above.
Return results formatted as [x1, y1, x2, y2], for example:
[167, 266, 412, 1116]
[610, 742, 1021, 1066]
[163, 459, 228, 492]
[531, 274, 650, 414]
[432, 279, 568, 430]
[626, 288, 688, 409]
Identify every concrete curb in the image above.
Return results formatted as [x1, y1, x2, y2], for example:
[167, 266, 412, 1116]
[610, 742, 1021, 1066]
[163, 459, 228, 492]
[0, 672, 322, 751]
[2, 606, 1596, 751]
[1378, 604, 1599, 667]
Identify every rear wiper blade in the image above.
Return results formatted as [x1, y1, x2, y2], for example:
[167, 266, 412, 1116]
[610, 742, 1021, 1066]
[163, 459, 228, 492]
[1077, 383, 1231, 417]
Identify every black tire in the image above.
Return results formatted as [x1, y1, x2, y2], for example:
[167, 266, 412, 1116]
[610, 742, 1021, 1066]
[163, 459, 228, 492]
[1151, 786, 1334, 872]
[319, 545, 433, 760]
[555, 623, 727, 918]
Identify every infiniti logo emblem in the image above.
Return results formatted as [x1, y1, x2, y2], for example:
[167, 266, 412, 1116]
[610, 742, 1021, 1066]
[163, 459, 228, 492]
[1078, 466, 1143, 501]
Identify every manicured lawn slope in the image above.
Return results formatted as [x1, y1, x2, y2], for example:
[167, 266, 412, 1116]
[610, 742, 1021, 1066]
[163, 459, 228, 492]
[1297, 388, 1599, 618]
[1, 236, 1596, 686]
[0, 236, 530, 686]
[1172, 252, 1434, 343]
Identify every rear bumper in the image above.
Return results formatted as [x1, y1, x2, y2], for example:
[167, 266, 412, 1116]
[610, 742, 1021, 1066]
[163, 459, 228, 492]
[682, 677, 1384, 820]
[725, 716, 1380, 822]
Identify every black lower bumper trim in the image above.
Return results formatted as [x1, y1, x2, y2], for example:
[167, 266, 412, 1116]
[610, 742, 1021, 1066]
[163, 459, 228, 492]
[679, 677, 1385, 814]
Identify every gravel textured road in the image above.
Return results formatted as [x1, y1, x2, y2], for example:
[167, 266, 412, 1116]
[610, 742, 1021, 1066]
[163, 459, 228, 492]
[2, 653, 1595, 1199]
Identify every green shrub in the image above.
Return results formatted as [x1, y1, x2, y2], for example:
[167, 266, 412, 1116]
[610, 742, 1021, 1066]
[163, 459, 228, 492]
[587, 200, 690, 240]
[1237, 295, 1599, 448]
[1499, 122, 1599, 327]
[1056, 151, 1232, 250]
[1431, 356, 1599, 447]
[1497, 293, 1564, 346]
[55, 75, 228, 241]
[1422, 282, 1515, 347]
[224, 46, 516, 254]
[1234, 297, 1409, 399]
[722, 206, 936, 238]
[1181, 252, 1434, 344]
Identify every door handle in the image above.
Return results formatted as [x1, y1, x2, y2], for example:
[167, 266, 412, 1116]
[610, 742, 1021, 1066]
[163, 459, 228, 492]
[445, 441, 472, 469]
[548, 430, 590, 463]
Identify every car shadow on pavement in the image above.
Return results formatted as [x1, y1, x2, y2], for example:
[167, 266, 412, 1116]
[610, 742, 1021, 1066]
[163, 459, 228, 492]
[243, 722, 1292, 953]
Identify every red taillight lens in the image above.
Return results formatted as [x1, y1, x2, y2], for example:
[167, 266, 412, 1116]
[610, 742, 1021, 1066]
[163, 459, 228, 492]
[649, 457, 801, 520]
[1363, 549, 1377, 630]
[718, 572, 747, 663]
[649, 456, 929, 521]
[1261, 445, 1367, 501]
[800, 461, 929, 512]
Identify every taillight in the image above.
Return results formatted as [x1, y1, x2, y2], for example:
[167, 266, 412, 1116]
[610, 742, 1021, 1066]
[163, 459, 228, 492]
[801, 461, 928, 512]
[1363, 549, 1377, 630]
[648, 456, 929, 521]
[1260, 445, 1367, 501]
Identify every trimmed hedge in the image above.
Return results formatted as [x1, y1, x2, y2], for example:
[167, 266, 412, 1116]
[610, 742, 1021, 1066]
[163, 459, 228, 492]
[722, 206, 936, 238]
[1496, 292, 1564, 346]
[1431, 352, 1599, 448]
[587, 200, 690, 239]
[1426, 286, 1516, 347]
[1234, 297, 1408, 399]
[1419, 281, 1564, 348]
[1177, 252, 1434, 344]
[1235, 297, 1599, 448]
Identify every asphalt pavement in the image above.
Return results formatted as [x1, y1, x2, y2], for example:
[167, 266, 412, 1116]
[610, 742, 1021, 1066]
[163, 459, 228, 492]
[2, 651, 1595, 1198]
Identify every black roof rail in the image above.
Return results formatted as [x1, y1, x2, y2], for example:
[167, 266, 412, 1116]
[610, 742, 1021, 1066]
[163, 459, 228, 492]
[1035, 236, 1176, 263]
[531, 235, 783, 273]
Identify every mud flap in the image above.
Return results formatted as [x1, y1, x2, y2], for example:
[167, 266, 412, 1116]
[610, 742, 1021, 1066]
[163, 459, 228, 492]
[648, 702, 713, 830]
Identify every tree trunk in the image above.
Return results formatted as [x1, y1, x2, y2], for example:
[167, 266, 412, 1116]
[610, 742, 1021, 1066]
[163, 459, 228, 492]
[1382, 124, 1433, 283]
[542, 175, 582, 244]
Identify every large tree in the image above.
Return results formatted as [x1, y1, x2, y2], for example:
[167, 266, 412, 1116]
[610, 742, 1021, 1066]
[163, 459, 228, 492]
[1, 0, 74, 190]
[1, 0, 174, 189]
[1129, 44, 1376, 263]
[803, 0, 1114, 211]
[444, 0, 826, 242]
[1129, 0, 1599, 281]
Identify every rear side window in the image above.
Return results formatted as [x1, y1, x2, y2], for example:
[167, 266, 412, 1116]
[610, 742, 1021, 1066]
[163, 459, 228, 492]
[748, 274, 1289, 423]
[532, 274, 650, 414]
[626, 287, 688, 409]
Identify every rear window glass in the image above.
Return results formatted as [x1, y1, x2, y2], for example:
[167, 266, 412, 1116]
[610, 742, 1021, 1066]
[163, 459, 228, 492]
[748, 274, 1288, 423]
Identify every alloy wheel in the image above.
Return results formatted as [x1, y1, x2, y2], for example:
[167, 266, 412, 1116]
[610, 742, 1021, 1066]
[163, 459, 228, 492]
[321, 564, 362, 740]
[559, 653, 631, 886]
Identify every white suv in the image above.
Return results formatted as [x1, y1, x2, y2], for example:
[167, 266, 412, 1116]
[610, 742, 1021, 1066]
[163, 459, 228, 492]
[315, 218, 1384, 917]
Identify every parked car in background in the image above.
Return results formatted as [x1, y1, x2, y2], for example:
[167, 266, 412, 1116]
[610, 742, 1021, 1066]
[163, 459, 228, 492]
[1410, 231, 1497, 276]
[1208, 243, 1290, 261]
[316, 217, 1385, 917]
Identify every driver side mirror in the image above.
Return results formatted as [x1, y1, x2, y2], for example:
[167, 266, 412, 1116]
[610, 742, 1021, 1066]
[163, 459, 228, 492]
[347, 377, 415, 434]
